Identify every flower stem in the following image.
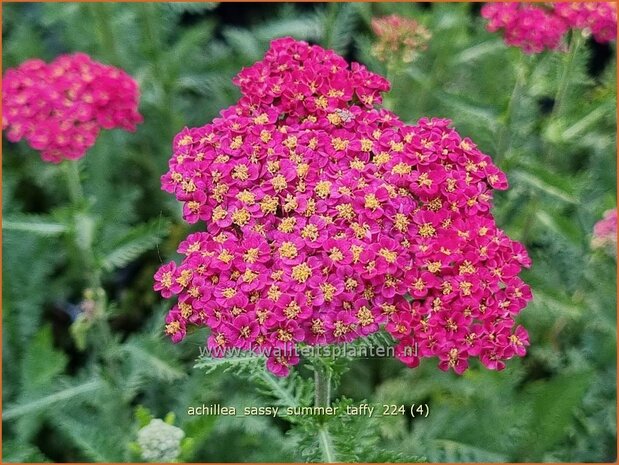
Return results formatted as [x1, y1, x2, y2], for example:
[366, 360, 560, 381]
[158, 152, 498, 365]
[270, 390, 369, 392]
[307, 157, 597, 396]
[552, 32, 583, 119]
[314, 362, 332, 408]
[62, 162, 99, 288]
[63, 161, 85, 206]
[88, 3, 121, 65]
[546, 32, 583, 162]
[521, 194, 540, 245]
[62, 162, 108, 335]
[496, 53, 529, 162]
[322, 3, 340, 51]
[314, 362, 337, 463]
[318, 428, 337, 464]
[382, 61, 395, 111]
[140, 4, 176, 135]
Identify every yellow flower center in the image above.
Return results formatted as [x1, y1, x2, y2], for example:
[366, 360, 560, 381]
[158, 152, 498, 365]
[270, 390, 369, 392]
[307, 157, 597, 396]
[253, 113, 269, 124]
[179, 302, 192, 318]
[336, 203, 355, 220]
[301, 224, 319, 241]
[284, 302, 301, 319]
[242, 270, 258, 283]
[267, 285, 282, 301]
[271, 174, 288, 192]
[161, 272, 172, 288]
[165, 321, 181, 335]
[378, 248, 397, 264]
[459, 261, 476, 275]
[218, 249, 234, 264]
[277, 329, 293, 342]
[232, 208, 251, 226]
[222, 287, 237, 298]
[230, 136, 243, 150]
[314, 181, 332, 199]
[417, 172, 432, 187]
[357, 306, 374, 326]
[279, 242, 298, 259]
[243, 248, 259, 264]
[320, 283, 337, 302]
[427, 261, 442, 273]
[329, 248, 344, 262]
[291, 263, 312, 283]
[232, 164, 249, 181]
[311, 318, 325, 334]
[331, 137, 349, 151]
[236, 190, 256, 204]
[176, 269, 192, 287]
[364, 194, 380, 210]
[419, 223, 436, 237]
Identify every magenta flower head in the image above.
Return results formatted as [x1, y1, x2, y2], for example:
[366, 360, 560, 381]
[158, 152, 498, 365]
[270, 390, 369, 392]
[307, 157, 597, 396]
[553, 2, 617, 43]
[155, 37, 533, 377]
[481, 3, 569, 53]
[481, 2, 617, 54]
[592, 208, 617, 252]
[2, 53, 143, 163]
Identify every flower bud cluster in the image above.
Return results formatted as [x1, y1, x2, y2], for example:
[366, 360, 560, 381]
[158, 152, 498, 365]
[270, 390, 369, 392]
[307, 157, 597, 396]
[371, 14, 431, 64]
[137, 419, 185, 462]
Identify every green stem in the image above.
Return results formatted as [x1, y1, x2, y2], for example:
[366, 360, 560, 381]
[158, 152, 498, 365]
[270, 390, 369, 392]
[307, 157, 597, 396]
[521, 195, 539, 245]
[552, 32, 583, 119]
[545, 32, 583, 162]
[63, 161, 84, 206]
[382, 63, 395, 111]
[383, 60, 407, 112]
[414, 43, 445, 117]
[88, 3, 121, 65]
[141, 4, 175, 133]
[318, 428, 337, 464]
[496, 54, 529, 162]
[322, 3, 339, 50]
[314, 363, 331, 408]
[62, 162, 100, 289]
[62, 162, 112, 362]
[73, 214, 101, 291]
[142, 4, 162, 75]
[314, 363, 336, 463]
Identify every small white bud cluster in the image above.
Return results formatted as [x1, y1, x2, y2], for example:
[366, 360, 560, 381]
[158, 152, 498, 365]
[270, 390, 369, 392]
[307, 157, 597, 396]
[137, 418, 185, 462]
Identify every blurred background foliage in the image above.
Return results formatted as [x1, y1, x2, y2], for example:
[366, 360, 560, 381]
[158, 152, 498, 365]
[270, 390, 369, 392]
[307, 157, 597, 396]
[2, 2, 616, 462]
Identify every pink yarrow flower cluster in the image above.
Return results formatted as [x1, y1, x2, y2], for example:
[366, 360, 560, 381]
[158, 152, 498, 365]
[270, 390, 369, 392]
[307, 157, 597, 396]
[371, 14, 431, 64]
[554, 2, 617, 43]
[592, 208, 617, 252]
[2, 53, 142, 163]
[481, 2, 617, 54]
[155, 37, 533, 377]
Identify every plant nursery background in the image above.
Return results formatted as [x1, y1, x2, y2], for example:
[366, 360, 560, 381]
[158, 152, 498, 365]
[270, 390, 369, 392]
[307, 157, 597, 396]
[2, 2, 617, 463]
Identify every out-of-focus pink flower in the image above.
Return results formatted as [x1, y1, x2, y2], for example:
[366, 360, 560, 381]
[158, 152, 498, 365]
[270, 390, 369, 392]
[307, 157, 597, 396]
[371, 14, 431, 63]
[554, 2, 617, 43]
[481, 2, 616, 54]
[155, 37, 533, 377]
[592, 208, 617, 252]
[481, 3, 569, 53]
[2, 53, 143, 163]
